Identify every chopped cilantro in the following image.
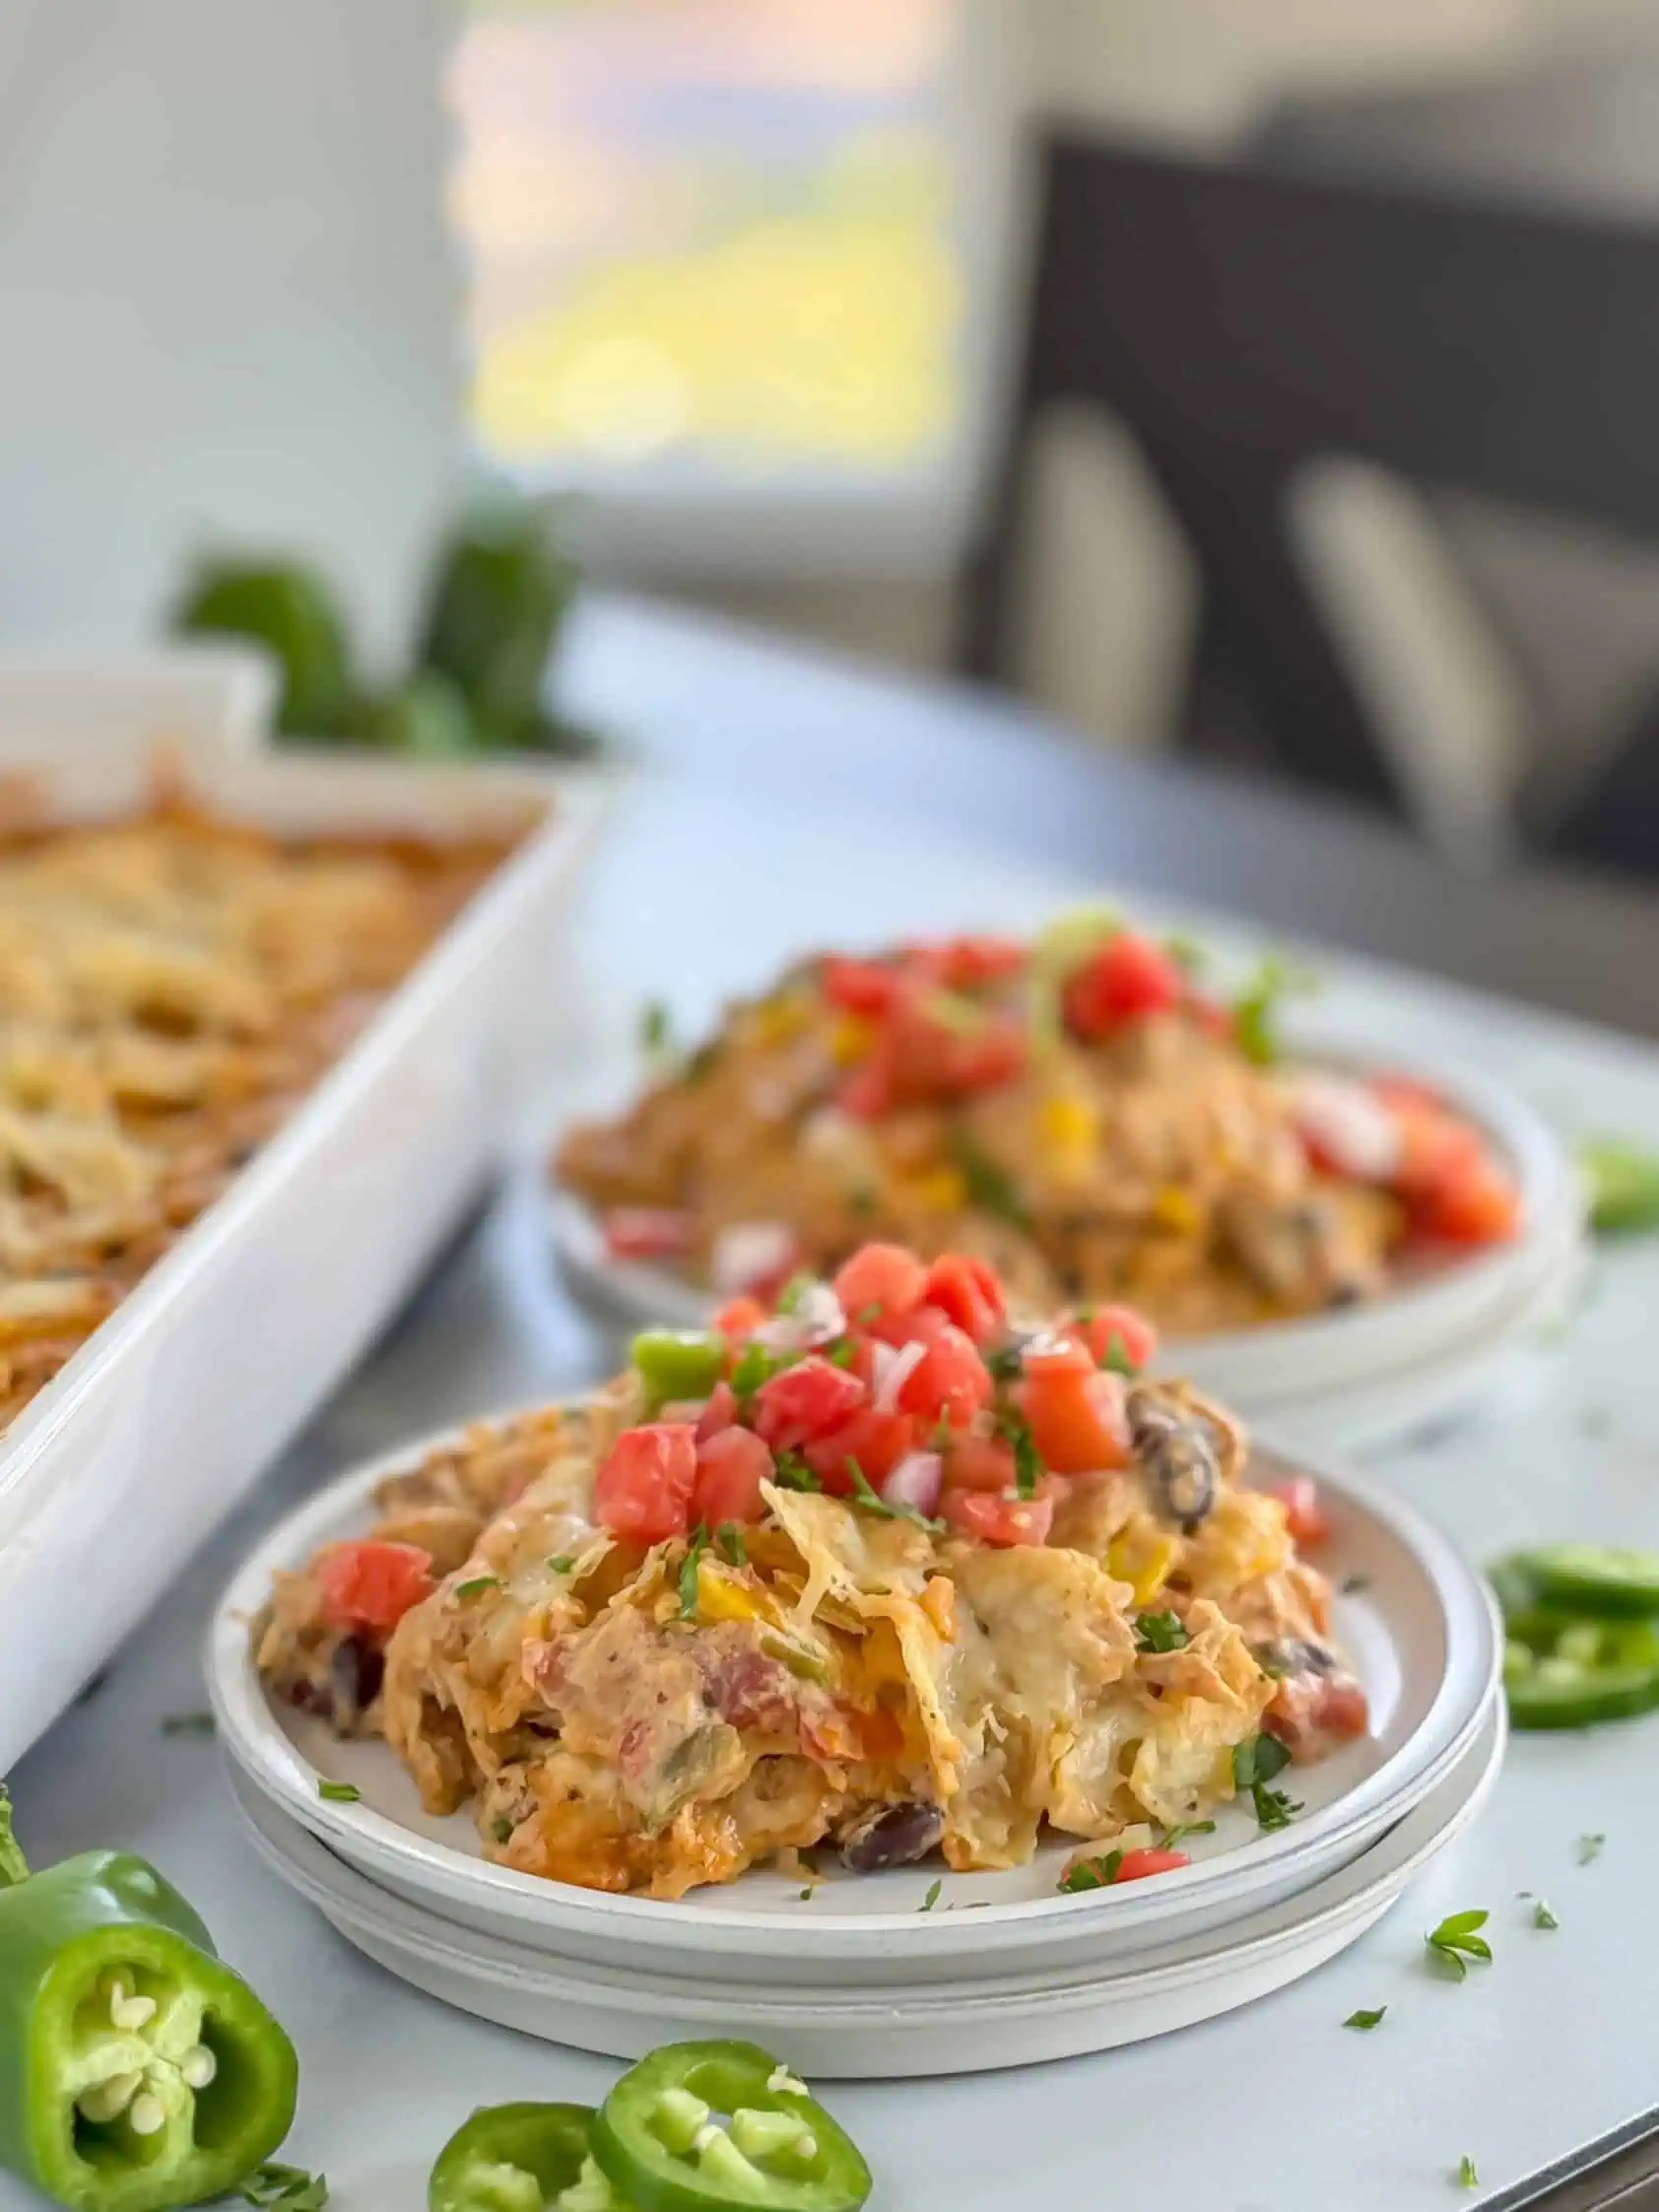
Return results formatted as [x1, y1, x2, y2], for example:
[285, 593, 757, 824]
[1533, 1900, 1559, 1930]
[948, 1130, 1031, 1229]
[317, 1780, 361, 1804]
[1136, 1609, 1189, 1654]
[453, 1575, 498, 1601]
[994, 1404, 1044, 1498]
[730, 1342, 772, 1402]
[1059, 1849, 1123, 1894]
[776, 1273, 816, 1316]
[931, 1413, 956, 1451]
[919, 1878, 943, 1912]
[827, 1337, 858, 1370]
[161, 1711, 216, 1737]
[1426, 1909, 1492, 1980]
[845, 1457, 943, 1533]
[717, 1523, 748, 1568]
[984, 1342, 1025, 1383]
[1579, 1832, 1606, 1865]
[772, 1451, 822, 1493]
[1161, 1820, 1216, 1848]
[547, 1555, 575, 1575]
[679, 1525, 709, 1618]
[638, 1000, 672, 1055]
[1344, 2007, 1386, 2031]
[1456, 2155, 1479, 2190]
[1251, 1785, 1301, 1833]
[1100, 1331, 1136, 1376]
[1232, 1734, 1300, 1830]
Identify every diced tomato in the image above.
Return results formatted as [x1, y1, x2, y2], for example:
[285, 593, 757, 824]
[317, 1540, 434, 1633]
[938, 935, 1026, 987]
[1111, 1848, 1191, 1883]
[593, 1423, 698, 1542]
[1018, 1369, 1131, 1476]
[1073, 1303, 1158, 1374]
[696, 1380, 738, 1442]
[821, 956, 902, 1018]
[836, 1037, 896, 1120]
[1265, 1473, 1331, 1548]
[1317, 1680, 1370, 1740]
[921, 1253, 1007, 1347]
[832, 1242, 929, 1327]
[1020, 1331, 1095, 1382]
[750, 1356, 867, 1452]
[713, 1295, 766, 1342]
[1393, 1109, 1485, 1204]
[1414, 1161, 1520, 1246]
[941, 1487, 1055, 1547]
[602, 1208, 696, 1262]
[692, 1426, 774, 1525]
[869, 1302, 954, 1352]
[1190, 997, 1236, 1044]
[1062, 934, 1183, 1038]
[942, 1435, 1018, 1494]
[943, 1016, 1029, 1095]
[896, 1322, 994, 1432]
[803, 1406, 916, 1494]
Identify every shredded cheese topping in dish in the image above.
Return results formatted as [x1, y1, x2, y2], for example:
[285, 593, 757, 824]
[255, 1242, 1369, 1900]
[0, 778, 516, 1426]
[554, 923, 1519, 1337]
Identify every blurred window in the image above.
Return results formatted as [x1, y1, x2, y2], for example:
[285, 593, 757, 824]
[446, 0, 964, 508]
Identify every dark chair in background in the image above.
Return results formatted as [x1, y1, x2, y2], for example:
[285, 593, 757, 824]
[958, 134, 1659, 852]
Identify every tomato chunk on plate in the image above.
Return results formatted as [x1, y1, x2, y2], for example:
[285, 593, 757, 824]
[317, 1540, 434, 1632]
[594, 1423, 698, 1542]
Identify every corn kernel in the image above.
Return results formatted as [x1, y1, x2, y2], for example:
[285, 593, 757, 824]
[1039, 1094, 1097, 1152]
[911, 1167, 967, 1212]
[1151, 1184, 1202, 1235]
[696, 1561, 762, 1624]
[752, 996, 808, 1046]
[919, 1575, 957, 1642]
[1108, 1531, 1178, 1607]
[830, 1014, 872, 1066]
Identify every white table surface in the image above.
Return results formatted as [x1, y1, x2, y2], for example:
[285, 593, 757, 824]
[10, 630, 1659, 2212]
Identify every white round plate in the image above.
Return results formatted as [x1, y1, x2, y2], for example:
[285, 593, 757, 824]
[210, 1418, 1499, 1987]
[551, 1038, 1579, 1423]
[226, 1702, 1505, 2076]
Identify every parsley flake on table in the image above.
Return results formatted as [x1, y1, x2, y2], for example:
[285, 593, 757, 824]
[919, 1878, 943, 1912]
[1533, 1900, 1559, 1930]
[1136, 1609, 1190, 1654]
[1426, 1909, 1492, 1979]
[638, 999, 673, 1056]
[1344, 2007, 1387, 2031]
[241, 2163, 329, 2212]
[1456, 2155, 1479, 2190]
[1579, 1832, 1607, 1865]
[317, 1780, 361, 1804]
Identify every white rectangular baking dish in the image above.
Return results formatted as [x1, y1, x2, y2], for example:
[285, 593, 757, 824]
[0, 737, 619, 1768]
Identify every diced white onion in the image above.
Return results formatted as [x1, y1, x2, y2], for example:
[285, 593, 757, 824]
[711, 1222, 797, 1295]
[882, 1450, 944, 1517]
[871, 1337, 927, 1412]
[1287, 1072, 1402, 1182]
[754, 1282, 845, 1354]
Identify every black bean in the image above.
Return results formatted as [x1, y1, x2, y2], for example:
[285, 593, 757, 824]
[1127, 1385, 1220, 1532]
[1253, 1636, 1338, 1679]
[838, 1801, 944, 1872]
[329, 1634, 384, 1729]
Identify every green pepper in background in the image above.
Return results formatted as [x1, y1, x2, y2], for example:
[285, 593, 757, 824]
[592, 2041, 871, 2212]
[430, 2103, 633, 2212]
[343, 671, 479, 759]
[417, 507, 580, 752]
[1579, 1138, 1659, 1236]
[0, 1785, 299, 2212]
[631, 1332, 726, 1416]
[169, 560, 355, 738]
[1503, 1611, 1659, 1729]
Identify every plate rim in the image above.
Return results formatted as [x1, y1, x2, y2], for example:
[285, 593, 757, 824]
[208, 1405, 1500, 1957]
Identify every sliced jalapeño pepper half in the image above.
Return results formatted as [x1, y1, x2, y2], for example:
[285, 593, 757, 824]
[592, 2042, 870, 2212]
[0, 1791, 299, 2212]
[430, 2102, 632, 2212]
[1503, 1609, 1659, 1730]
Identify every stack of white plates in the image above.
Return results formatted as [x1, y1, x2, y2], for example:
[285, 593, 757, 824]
[210, 1432, 1504, 2077]
[552, 1039, 1584, 1456]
